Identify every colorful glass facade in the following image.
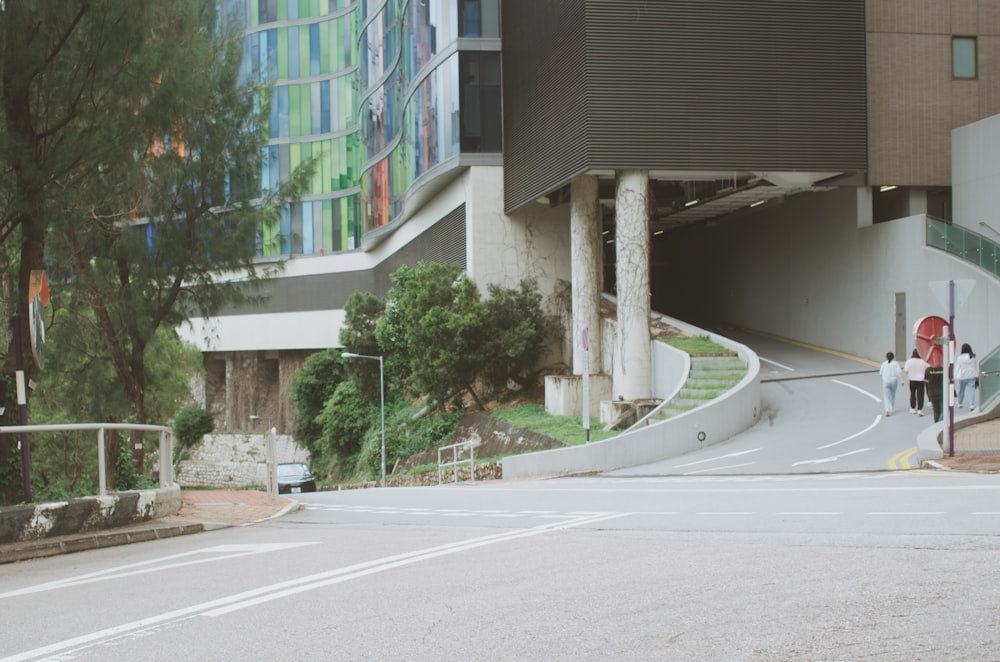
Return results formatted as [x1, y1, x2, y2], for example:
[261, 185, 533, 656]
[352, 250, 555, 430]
[234, 0, 499, 256]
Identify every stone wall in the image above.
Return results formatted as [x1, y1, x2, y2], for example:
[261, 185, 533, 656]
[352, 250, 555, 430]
[177, 433, 309, 489]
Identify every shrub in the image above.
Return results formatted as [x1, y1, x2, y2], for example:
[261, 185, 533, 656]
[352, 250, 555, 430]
[173, 406, 215, 449]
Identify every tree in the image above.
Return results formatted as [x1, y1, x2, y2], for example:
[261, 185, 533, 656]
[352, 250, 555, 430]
[479, 279, 554, 390]
[0, 1, 171, 503]
[290, 349, 348, 454]
[338, 290, 385, 399]
[0, 1, 311, 503]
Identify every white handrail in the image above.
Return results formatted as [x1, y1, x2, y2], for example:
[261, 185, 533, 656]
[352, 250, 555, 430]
[437, 440, 474, 484]
[0, 422, 175, 496]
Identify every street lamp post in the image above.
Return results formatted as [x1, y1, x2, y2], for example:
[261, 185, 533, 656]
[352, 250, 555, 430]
[341, 352, 386, 487]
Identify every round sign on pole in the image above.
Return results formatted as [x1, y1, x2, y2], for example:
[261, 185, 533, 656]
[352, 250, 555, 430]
[913, 315, 948, 367]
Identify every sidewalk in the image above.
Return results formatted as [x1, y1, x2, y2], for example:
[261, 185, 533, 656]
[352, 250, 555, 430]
[932, 416, 1000, 472]
[0, 489, 300, 565]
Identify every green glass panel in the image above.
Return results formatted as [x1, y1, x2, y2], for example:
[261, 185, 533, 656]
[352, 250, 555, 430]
[301, 86, 311, 138]
[299, 25, 310, 78]
[321, 19, 331, 74]
[288, 85, 299, 136]
[251, 0, 259, 27]
[277, 28, 288, 78]
[277, 0, 287, 21]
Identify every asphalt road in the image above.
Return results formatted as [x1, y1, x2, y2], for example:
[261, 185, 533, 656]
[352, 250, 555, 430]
[2, 331, 997, 661]
[2, 473, 999, 661]
[612, 330, 944, 476]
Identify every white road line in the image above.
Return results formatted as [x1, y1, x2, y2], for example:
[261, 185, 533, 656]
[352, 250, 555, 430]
[867, 512, 945, 516]
[832, 379, 881, 403]
[816, 416, 882, 450]
[792, 448, 871, 466]
[973, 512, 1000, 515]
[2, 513, 630, 662]
[682, 462, 756, 475]
[0, 543, 317, 600]
[776, 512, 841, 516]
[760, 357, 794, 371]
[673, 448, 761, 468]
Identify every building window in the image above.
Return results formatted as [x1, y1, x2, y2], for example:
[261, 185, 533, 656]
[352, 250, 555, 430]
[952, 37, 977, 79]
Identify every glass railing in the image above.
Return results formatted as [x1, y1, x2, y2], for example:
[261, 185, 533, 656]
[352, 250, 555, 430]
[926, 216, 1000, 278]
[925, 217, 1000, 407]
[979, 347, 1000, 409]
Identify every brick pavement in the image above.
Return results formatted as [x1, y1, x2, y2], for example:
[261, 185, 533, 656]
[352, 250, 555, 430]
[162, 489, 300, 527]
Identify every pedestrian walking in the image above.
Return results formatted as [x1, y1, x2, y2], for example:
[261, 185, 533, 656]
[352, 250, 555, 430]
[954, 343, 980, 410]
[926, 365, 944, 422]
[903, 348, 929, 416]
[879, 351, 904, 416]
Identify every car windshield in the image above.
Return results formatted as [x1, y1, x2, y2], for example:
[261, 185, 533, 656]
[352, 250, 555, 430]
[278, 463, 309, 478]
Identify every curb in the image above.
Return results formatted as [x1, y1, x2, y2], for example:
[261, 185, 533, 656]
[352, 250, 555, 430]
[0, 522, 205, 565]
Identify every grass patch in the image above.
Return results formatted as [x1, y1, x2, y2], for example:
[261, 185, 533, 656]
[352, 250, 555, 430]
[492, 404, 619, 445]
[662, 335, 735, 356]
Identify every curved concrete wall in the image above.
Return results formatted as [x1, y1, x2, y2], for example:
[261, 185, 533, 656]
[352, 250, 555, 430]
[502, 319, 761, 479]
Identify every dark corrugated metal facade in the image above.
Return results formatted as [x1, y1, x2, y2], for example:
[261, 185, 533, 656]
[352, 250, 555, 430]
[502, 0, 868, 213]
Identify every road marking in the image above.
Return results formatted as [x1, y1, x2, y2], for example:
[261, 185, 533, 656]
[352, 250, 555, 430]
[793, 448, 871, 466]
[0, 543, 316, 600]
[1, 514, 630, 662]
[868, 512, 945, 516]
[760, 357, 794, 371]
[776, 512, 841, 516]
[888, 448, 918, 470]
[673, 448, 760, 468]
[816, 416, 881, 450]
[831, 379, 881, 403]
[682, 462, 757, 475]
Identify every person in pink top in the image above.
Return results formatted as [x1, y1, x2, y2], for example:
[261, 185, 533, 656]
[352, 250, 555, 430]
[903, 348, 930, 416]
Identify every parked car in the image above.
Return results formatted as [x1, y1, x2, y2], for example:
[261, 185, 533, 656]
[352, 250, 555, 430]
[277, 462, 316, 494]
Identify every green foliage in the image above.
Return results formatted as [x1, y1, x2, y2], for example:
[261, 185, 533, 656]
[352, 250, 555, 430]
[662, 335, 735, 357]
[173, 406, 215, 449]
[492, 404, 619, 445]
[316, 380, 371, 456]
[339, 291, 386, 400]
[480, 280, 555, 390]
[373, 263, 551, 410]
[114, 443, 141, 492]
[290, 349, 347, 452]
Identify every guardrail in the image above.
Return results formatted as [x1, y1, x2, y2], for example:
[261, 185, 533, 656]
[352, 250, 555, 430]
[924, 216, 1000, 409]
[0, 422, 174, 497]
[438, 440, 474, 484]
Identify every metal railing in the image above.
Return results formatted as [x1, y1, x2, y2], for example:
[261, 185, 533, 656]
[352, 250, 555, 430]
[0, 422, 174, 497]
[437, 440, 474, 484]
[925, 216, 1000, 408]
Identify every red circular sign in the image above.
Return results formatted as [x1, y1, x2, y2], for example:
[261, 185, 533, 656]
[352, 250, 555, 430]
[913, 315, 948, 367]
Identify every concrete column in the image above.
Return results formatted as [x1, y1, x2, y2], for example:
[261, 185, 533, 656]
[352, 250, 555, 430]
[856, 187, 873, 228]
[613, 170, 651, 400]
[570, 175, 603, 374]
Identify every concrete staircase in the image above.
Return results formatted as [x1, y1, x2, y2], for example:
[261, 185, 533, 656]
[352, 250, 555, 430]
[650, 354, 747, 421]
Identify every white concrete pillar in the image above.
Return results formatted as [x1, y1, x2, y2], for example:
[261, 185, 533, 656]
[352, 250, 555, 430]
[856, 187, 873, 228]
[570, 175, 603, 374]
[613, 170, 651, 400]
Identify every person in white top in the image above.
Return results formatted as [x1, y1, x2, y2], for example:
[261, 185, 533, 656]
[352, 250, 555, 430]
[903, 348, 930, 416]
[879, 351, 904, 416]
[954, 343, 980, 410]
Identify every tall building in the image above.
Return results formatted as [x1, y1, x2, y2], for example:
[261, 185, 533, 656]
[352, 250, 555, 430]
[187, 1, 1000, 435]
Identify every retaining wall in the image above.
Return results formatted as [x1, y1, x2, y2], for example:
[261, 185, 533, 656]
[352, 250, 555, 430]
[0, 483, 181, 545]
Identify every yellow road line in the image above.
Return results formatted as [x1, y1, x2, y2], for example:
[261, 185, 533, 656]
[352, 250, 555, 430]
[888, 448, 918, 470]
[741, 328, 879, 366]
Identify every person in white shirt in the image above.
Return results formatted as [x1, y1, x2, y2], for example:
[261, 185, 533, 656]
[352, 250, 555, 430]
[879, 351, 904, 416]
[954, 343, 980, 410]
[903, 348, 930, 416]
